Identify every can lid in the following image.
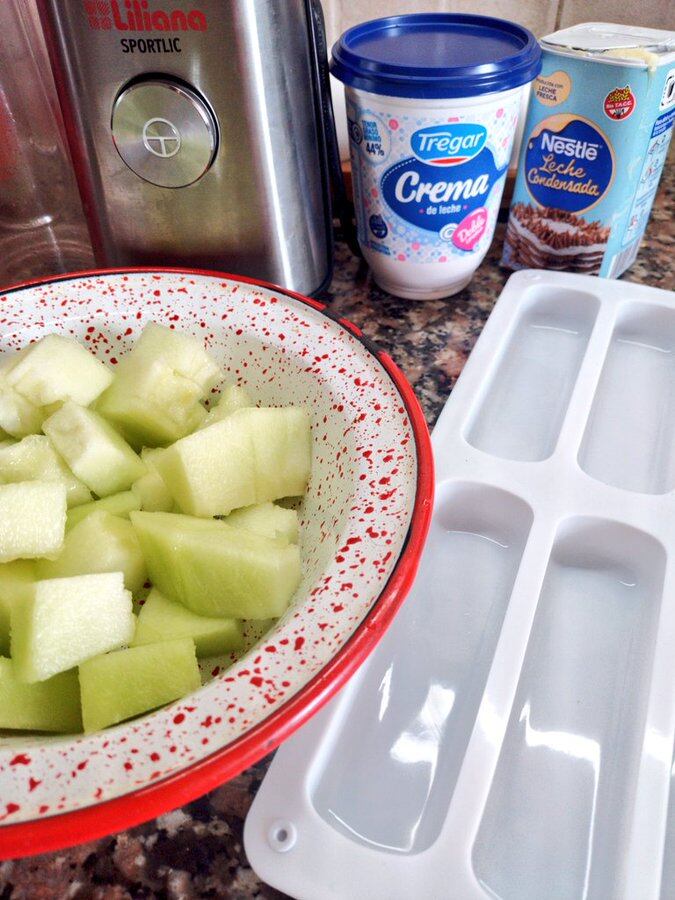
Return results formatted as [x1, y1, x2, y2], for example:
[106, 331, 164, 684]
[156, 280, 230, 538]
[541, 22, 675, 67]
[330, 13, 542, 99]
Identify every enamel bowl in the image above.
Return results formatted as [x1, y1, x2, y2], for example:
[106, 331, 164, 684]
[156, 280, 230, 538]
[0, 269, 433, 858]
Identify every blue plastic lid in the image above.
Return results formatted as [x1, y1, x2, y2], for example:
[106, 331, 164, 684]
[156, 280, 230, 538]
[330, 13, 542, 99]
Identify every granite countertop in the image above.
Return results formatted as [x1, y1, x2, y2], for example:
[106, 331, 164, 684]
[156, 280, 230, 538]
[2, 163, 673, 899]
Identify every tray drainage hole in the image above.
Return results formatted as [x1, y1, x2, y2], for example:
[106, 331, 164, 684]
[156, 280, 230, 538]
[268, 819, 296, 853]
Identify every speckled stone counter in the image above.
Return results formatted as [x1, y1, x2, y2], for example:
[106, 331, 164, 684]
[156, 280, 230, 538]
[2, 162, 673, 899]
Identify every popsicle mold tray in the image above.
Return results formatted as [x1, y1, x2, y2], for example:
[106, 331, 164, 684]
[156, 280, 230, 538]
[245, 270, 675, 900]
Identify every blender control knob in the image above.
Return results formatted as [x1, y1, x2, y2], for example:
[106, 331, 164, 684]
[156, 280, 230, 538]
[111, 78, 217, 188]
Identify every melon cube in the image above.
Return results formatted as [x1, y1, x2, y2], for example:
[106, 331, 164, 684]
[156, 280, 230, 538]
[4, 334, 113, 406]
[242, 618, 278, 644]
[66, 490, 141, 530]
[96, 357, 207, 448]
[0, 482, 66, 563]
[38, 511, 147, 594]
[142, 447, 165, 468]
[131, 511, 301, 618]
[238, 407, 312, 503]
[132, 469, 174, 512]
[132, 447, 174, 511]
[79, 637, 200, 732]
[11, 571, 134, 682]
[153, 415, 256, 516]
[225, 502, 299, 543]
[133, 588, 243, 656]
[154, 407, 310, 517]
[0, 560, 35, 655]
[43, 401, 146, 497]
[0, 658, 81, 733]
[201, 384, 252, 428]
[0, 435, 91, 507]
[132, 322, 220, 392]
[0, 377, 45, 437]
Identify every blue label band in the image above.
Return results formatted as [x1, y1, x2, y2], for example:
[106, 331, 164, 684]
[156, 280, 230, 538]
[524, 114, 614, 214]
[381, 147, 506, 234]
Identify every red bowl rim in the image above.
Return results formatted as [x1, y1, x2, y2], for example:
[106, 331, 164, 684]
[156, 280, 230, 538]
[0, 266, 434, 860]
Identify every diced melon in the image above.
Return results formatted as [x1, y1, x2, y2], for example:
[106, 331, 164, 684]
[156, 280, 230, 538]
[0, 435, 91, 507]
[0, 482, 66, 562]
[201, 384, 252, 428]
[218, 383, 252, 412]
[133, 588, 243, 656]
[66, 491, 141, 530]
[0, 377, 45, 437]
[11, 571, 134, 682]
[225, 502, 299, 543]
[239, 407, 312, 503]
[131, 511, 301, 618]
[41, 401, 63, 418]
[154, 416, 255, 516]
[0, 658, 81, 733]
[132, 469, 174, 512]
[38, 511, 147, 594]
[242, 618, 278, 645]
[1, 609, 13, 656]
[96, 357, 207, 448]
[154, 407, 311, 517]
[4, 334, 113, 406]
[195, 621, 276, 673]
[0, 560, 35, 655]
[227, 406, 312, 504]
[132, 447, 174, 511]
[79, 637, 200, 732]
[187, 403, 210, 433]
[142, 447, 165, 468]
[132, 322, 220, 392]
[43, 401, 146, 497]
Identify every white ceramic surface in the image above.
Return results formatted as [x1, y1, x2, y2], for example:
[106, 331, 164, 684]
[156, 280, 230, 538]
[0, 269, 428, 853]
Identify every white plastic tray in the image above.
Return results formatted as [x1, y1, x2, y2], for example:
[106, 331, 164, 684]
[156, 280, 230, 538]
[244, 270, 675, 900]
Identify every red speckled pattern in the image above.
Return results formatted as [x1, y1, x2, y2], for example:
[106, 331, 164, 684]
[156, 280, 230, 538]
[0, 271, 417, 827]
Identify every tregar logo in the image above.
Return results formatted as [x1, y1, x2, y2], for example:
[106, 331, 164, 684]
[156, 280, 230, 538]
[410, 123, 487, 166]
[84, 0, 208, 31]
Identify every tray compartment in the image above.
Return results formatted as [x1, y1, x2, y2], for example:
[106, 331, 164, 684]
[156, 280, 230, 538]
[473, 518, 665, 900]
[579, 303, 675, 494]
[465, 288, 599, 461]
[311, 482, 532, 855]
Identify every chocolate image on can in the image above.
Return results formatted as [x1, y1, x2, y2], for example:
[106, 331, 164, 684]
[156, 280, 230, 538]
[504, 202, 611, 274]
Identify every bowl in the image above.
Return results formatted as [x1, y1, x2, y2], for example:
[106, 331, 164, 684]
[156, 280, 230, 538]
[0, 268, 433, 858]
